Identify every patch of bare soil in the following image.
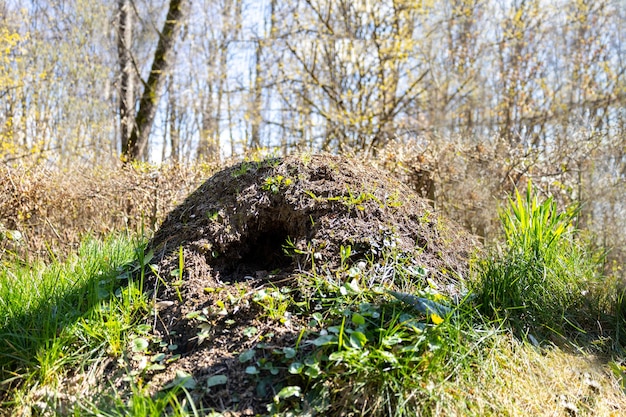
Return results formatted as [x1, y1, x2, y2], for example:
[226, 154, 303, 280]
[117, 154, 478, 415]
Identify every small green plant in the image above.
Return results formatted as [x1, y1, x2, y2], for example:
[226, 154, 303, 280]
[339, 244, 352, 270]
[90, 380, 198, 417]
[262, 174, 292, 193]
[253, 287, 293, 322]
[206, 209, 220, 222]
[232, 161, 255, 178]
[282, 236, 302, 257]
[306, 187, 390, 212]
[475, 181, 600, 338]
[300, 152, 312, 166]
[331, 188, 381, 211]
[262, 155, 282, 168]
[384, 191, 404, 208]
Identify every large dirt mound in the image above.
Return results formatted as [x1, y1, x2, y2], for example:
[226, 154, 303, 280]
[150, 154, 474, 288]
[135, 154, 478, 414]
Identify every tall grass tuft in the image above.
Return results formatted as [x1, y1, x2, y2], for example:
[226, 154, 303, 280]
[475, 181, 601, 339]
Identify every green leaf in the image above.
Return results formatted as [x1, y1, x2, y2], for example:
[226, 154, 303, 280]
[382, 334, 403, 346]
[239, 349, 256, 363]
[274, 386, 301, 402]
[328, 351, 348, 362]
[283, 347, 296, 359]
[131, 337, 149, 353]
[197, 323, 211, 345]
[307, 334, 337, 346]
[167, 354, 181, 363]
[378, 350, 398, 364]
[140, 250, 154, 266]
[206, 375, 228, 388]
[185, 311, 201, 320]
[327, 326, 341, 334]
[348, 331, 367, 349]
[304, 364, 321, 378]
[351, 312, 365, 326]
[165, 370, 196, 389]
[288, 362, 304, 374]
[388, 290, 452, 317]
[150, 353, 166, 363]
[245, 366, 259, 375]
[135, 324, 152, 334]
[243, 326, 258, 337]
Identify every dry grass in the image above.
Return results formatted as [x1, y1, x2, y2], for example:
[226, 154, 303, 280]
[471, 335, 626, 416]
[0, 161, 218, 260]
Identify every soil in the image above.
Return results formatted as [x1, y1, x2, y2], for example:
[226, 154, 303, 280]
[119, 154, 479, 415]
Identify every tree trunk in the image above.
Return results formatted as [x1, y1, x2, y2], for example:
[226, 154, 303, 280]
[117, 0, 134, 155]
[122, 0, 186, 162]
[197, 41, 226, 161]
[167, 74, 180, 163]
[249, 40, 263, 150]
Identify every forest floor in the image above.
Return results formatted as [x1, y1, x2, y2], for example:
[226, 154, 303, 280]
[1, 154, 626, 416]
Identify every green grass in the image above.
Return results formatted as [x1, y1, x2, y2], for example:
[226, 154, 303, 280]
[88, 384, 199, 417]
[263, 251, 491, 416]
[1, 183, 625, 416]
[0, 234, 149, 414]
[473, 181, 614, 342]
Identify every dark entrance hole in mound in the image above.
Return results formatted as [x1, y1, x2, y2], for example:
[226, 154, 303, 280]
[221, 221, 296, 278]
